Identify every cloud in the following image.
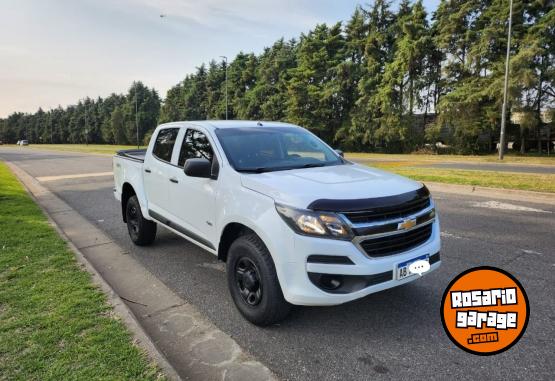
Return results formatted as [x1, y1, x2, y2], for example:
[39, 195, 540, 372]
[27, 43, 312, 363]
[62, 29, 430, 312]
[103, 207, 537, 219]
[127, 0, 328, 32]
[0, 0, 364, 117]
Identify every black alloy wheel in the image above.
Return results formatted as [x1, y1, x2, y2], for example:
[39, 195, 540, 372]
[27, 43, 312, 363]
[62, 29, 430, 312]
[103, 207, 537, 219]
[235, 257, 263, 306]
[226, 233, 291, 325]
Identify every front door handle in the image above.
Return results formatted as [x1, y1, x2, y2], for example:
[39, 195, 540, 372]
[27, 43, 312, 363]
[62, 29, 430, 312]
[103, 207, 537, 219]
[144, 168, 151, 173]
[169, 177, 178, 184]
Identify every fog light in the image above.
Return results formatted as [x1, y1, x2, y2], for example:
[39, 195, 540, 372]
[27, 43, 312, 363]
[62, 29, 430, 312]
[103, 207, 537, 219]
[319, 274, 343, 291]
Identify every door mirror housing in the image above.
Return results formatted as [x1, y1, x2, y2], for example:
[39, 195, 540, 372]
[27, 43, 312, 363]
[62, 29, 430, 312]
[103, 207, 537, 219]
[334, 149, 344, 158]
[184, 158, 213, 179]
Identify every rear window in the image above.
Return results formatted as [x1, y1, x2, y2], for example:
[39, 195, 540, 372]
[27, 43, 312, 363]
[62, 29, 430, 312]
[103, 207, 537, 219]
[152, 128, 179, 162]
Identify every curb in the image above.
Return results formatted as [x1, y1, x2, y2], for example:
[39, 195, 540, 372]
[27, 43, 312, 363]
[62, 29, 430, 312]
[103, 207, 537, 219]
[4, 160, 277, 381]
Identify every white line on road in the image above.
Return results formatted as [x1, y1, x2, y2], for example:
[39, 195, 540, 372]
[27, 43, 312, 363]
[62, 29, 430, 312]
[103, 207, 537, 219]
[441, 231, 464, 239]
[36, 171, 113, 182]
[521, 249, 543, 256]
[197, 262, 226, 272]
[470, 200, 552, 213]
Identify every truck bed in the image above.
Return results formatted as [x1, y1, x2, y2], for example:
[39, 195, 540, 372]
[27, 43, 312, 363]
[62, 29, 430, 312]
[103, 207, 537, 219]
[116, 149, 146, 162]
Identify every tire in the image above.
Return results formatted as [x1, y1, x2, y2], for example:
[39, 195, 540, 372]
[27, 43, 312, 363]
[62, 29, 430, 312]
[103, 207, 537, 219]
[125, 195, 157, 246]
[227, 233, 291, 326]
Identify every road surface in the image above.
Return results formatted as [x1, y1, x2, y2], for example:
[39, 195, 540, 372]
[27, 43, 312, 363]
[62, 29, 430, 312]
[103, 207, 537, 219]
[1, 147, 553, 380]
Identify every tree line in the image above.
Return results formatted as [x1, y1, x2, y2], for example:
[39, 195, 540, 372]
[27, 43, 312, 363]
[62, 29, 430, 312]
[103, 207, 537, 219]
[0, 82, 160, 146]
[1, 0, 554, 153]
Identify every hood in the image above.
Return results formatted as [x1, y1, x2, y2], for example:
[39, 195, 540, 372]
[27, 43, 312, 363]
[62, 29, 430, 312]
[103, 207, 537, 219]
[240, 163, 423, 209]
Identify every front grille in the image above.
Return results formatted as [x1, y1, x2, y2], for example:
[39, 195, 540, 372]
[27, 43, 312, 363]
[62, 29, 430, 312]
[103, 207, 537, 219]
[359, 223, 433, 257]
[343, 197, 430, 224]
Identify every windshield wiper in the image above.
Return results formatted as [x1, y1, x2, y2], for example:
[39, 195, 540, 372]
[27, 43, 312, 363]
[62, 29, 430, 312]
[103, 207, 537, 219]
[236, 167, 273, 173]
[237, 163, 328, 173]
[301, 163, 327, 168]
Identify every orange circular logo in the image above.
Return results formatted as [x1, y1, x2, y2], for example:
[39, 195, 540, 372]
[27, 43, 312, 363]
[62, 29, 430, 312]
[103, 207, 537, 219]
[441, 267, 529, 355]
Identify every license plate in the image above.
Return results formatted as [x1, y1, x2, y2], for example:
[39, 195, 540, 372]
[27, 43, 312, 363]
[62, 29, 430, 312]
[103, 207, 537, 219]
[397, 254, 429, 280]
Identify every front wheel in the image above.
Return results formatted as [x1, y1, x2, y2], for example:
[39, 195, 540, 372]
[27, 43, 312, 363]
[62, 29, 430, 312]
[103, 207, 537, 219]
[227, 233, 291, 326]
[126, 195, 157, 246]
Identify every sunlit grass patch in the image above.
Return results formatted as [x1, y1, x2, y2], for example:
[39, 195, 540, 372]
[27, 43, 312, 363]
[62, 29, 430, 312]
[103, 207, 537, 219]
[0, 161, 164, 380]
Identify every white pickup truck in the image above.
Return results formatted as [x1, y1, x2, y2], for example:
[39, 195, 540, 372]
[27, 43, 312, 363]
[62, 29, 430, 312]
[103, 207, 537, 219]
[113, 121, 441, 325]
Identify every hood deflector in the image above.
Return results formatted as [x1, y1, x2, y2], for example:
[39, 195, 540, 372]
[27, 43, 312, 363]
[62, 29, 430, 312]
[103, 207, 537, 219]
[307, 186, 430, 213]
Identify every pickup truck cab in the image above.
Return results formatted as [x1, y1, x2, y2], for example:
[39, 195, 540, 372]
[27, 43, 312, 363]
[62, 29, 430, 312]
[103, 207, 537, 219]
[113, 121, 440, 325]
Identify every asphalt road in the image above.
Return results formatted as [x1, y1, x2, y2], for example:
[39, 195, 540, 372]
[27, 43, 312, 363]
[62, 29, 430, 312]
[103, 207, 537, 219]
[1, 147, 554, 380]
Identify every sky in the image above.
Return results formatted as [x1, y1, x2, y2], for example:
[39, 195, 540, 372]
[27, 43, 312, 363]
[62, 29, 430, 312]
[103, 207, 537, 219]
[0, 0, 440, 118]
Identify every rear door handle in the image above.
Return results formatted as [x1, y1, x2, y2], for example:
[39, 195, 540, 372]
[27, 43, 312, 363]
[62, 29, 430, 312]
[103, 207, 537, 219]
[169, 177, 178, 184]
[144, 168, 151, 173]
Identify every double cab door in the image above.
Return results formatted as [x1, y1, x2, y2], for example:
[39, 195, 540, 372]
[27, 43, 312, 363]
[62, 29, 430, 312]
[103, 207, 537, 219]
[144, 125, 219, 249]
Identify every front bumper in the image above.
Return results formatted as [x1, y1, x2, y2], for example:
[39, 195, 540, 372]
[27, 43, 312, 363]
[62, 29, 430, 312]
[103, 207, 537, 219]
[274, 219, 441, 306]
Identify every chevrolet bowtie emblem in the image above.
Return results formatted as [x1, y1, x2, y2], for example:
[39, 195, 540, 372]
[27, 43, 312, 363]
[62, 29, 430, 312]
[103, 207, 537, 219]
[398, 218, 417, 230]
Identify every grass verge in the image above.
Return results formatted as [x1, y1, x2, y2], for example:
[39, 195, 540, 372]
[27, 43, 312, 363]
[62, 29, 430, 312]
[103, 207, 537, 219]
[0, 161, 163, 380]
[369, 163, 555, 193]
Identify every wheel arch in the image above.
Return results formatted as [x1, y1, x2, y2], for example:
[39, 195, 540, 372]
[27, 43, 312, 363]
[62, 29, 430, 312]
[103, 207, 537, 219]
[217, 222, 256, 262]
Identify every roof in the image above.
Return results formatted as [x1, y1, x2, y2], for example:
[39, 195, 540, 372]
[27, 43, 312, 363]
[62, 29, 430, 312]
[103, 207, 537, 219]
[158, 120, 300, 130]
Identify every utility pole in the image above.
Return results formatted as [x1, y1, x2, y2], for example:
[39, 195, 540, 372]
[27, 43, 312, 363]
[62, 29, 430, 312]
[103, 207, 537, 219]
[84, 99, 88, 146]
[220, 56, 228, 120]
[499, 0, 513, 160]
[135, 92, 139, 149]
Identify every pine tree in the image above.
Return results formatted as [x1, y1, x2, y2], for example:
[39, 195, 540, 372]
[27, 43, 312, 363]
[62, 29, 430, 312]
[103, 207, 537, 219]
[287, 23, 347, 141]
[433, 0, 495, 153]
[346, 0, 396, 150]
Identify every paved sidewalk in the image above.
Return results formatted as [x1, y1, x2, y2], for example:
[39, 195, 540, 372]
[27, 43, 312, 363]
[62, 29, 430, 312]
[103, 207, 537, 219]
[6, 161, 276, 381]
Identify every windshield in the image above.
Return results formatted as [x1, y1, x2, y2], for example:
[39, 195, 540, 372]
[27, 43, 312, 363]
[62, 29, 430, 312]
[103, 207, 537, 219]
[214, 127, 344, 173]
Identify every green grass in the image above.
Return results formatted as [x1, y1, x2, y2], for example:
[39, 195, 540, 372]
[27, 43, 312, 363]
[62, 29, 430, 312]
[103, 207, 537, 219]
[0, 162, 164, 380]
[5, 144, 144, 155]
[369, 162, 555, 193]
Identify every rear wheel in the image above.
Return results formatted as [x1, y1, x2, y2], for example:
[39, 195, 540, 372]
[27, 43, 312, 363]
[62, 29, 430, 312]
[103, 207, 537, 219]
[227, 233, 291, 326]
[126, 195, 156, 245]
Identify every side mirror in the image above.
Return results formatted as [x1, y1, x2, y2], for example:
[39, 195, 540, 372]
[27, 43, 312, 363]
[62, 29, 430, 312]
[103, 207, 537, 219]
[184, 158, 212, 178]
[334, 149, 344, 158]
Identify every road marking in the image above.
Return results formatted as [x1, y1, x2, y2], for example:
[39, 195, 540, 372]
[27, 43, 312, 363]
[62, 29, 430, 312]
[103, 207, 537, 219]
[441, 231, 464, 239]
[197, 262, 226, 272]
[36, 171, 113, 182]
[521, 249, 543, 256]
[470, 200, 552, 213]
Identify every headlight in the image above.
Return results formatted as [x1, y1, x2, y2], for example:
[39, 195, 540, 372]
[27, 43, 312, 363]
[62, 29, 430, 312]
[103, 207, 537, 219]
[275, 203, 353, 240]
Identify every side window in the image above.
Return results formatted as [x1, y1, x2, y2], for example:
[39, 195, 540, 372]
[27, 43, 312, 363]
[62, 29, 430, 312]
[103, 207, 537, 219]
[178, 129, 214, 167]
[152, 128, 179, 162]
